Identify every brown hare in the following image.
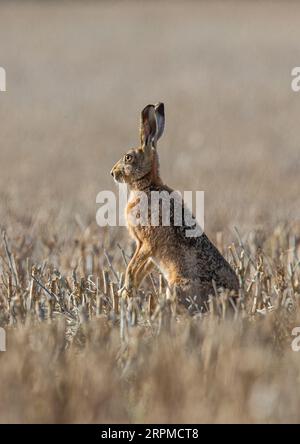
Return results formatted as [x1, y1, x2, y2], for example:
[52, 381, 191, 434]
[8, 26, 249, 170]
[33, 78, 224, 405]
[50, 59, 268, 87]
[111, 103, 238, 313]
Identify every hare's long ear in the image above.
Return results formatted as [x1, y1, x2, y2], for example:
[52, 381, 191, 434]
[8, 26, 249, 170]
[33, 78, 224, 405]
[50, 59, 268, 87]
[140, 104, 157, 151]
[154, 102, 165, 145]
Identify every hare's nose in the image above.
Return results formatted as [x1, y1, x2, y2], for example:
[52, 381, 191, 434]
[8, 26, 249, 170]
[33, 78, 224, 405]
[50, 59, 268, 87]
[110, 169, 114, 177]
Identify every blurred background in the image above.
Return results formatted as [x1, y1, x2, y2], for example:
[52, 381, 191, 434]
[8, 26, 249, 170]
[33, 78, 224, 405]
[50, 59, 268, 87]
[0, 0, 300, 251]
[2, 0, 300, 425]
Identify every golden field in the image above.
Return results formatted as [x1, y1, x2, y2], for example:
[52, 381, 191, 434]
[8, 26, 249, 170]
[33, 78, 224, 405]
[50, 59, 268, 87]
[0, 0, 300, 423]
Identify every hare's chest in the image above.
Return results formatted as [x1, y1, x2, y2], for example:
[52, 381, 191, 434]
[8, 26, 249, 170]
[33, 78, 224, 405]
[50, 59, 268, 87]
[126, 191, 150, 231]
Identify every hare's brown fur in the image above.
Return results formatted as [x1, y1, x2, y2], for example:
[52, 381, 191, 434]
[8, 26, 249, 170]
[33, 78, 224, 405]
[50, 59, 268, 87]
[111, 103, 238, 312]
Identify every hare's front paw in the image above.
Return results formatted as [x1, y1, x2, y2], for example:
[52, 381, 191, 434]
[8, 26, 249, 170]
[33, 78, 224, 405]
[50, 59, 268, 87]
[118, 285, 133, 300]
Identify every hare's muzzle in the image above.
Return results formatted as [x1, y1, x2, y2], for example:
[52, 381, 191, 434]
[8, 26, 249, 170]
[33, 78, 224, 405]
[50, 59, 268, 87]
[110, 164, 117, 178]
[110, 164, 123, 182]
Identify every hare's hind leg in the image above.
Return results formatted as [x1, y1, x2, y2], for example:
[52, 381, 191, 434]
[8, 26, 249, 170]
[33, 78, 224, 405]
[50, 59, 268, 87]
[172, 281, 212, 315]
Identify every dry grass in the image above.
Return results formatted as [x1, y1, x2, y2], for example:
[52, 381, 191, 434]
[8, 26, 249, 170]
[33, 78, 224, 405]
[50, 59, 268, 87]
[1, 223, 300, 423]
[1, 0, 300, 423]
[1, 221, 300, 423]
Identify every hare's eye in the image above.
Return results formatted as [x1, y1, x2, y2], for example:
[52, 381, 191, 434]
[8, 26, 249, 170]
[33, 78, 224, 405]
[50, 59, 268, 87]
[124, 154, 133, 163]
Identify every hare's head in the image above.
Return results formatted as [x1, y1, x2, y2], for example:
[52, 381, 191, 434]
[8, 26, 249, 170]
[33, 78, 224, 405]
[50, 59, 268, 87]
[111, 103, 165, 187]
